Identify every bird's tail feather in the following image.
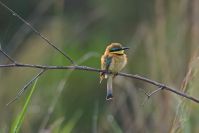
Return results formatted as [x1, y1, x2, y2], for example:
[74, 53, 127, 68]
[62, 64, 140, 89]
[106, 76, 113, 100]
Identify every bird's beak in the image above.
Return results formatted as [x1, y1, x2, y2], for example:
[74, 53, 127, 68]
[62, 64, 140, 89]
[122, 47, 130, 50]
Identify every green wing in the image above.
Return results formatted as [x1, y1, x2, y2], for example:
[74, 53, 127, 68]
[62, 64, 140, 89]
[105, 56, 112, 71]
[101, 56, 112, 71]
[100, 56, 112, 83]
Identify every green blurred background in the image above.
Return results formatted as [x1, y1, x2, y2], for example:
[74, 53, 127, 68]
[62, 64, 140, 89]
[0, 0, 199, 132]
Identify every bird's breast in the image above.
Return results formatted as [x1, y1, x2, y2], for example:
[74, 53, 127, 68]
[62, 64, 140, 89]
[109, 55, 127, 72]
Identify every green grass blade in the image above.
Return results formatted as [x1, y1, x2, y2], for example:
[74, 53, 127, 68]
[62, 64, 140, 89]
[10, 80, 38, 133]
[60, 111, 82, 133]
[108, 115, 123, 133]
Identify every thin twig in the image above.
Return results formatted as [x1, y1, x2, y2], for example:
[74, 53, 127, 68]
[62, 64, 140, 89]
[7, 0, 55, 53]
[1, 47, 199, 103]
[6, 69, 46, 106]
[0, 47, 16, 63]
[147, 86, 164, 98]
[1, 61, 199, 104]
[0, 0, 198, 105]
[0, 49, 198, 104]
[118, 73, 199, 103]
[141, 87, 164, 106]
[0, 1, 75, 65]
[138, 88, 150, 97]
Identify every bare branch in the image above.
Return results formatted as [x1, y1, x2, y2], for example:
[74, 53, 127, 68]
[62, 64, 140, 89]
[147, 87, 164, 98]
[2, 60, 198, 104]
[141, 87, 164, 106]
[118, 73, 199, 103]
[0, 47, 16, 63]
[6, 69, 46, 106]
[138, 88, 150, 97]
[139, 87, 163, 105]
[0, 60, 199, 104]
[0, 0, 198, 105]
[0, 1, 75, 65]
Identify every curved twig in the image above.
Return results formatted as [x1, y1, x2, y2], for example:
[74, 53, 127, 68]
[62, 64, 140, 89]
[0, 1, 75, 65]
[6, 69, 46, 105]
[0, 0, 198, 105]
[0, 62, 199, 104]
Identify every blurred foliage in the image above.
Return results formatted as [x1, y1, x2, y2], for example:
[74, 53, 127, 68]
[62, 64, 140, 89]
[0, 0, 199, 133]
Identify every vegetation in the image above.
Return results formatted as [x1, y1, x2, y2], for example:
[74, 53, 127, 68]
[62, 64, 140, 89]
[0, 0, 199, 132]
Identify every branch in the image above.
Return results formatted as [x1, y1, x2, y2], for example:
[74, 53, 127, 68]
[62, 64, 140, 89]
[0, 1, 199, 105]
[0, 48, 16, 63]
[147, 86, 164, 98]
[119, 73, 199, 103]
[0, 1, 75, 65]
[6, 69, 46, 106]
[1, 62, 199, 104]
[140, 87, 164, 106]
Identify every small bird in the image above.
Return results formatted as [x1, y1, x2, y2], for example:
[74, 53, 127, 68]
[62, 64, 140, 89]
[100, 43, 129, 100]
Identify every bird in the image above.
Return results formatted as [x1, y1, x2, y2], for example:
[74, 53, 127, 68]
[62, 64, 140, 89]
[100, 43, 129, 100]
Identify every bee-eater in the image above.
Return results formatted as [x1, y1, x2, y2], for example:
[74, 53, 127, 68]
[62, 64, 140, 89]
[100, 43, 129, 100]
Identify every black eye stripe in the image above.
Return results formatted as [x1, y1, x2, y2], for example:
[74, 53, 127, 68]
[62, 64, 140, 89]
[109, 47, 121, 52]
